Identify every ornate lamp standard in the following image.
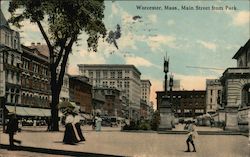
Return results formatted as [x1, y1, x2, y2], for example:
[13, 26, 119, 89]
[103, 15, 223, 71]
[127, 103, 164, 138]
[158, 54, 173, 131]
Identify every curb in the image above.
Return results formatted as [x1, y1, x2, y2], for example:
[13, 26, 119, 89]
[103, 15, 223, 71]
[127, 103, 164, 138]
[0, 144, 125, 157]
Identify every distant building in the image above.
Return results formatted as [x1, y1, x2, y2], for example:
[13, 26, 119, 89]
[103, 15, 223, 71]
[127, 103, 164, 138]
[163, 79, 181, 91]
[93, 86, 122, 118]
[206, 79, 222, 114]
[69, 75, 92, 114]
[156, 90, 206, 118]
[141, 80, 151, 105]
[78, 64, 141, 120]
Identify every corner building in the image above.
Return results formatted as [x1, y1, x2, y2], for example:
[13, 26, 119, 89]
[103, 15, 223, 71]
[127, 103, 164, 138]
[78, 64, 141, 120]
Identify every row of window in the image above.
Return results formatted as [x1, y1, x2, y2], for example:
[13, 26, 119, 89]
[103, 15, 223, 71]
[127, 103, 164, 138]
[88, 70, 130, 79]
[23, 59, 48, 75]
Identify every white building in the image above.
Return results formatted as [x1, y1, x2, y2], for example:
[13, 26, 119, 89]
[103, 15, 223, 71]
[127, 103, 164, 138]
[0, 10, 22, 114]
[141, 80, 151, 105]
[78, 64, 141, 120]
[206, 79, 222, 114]
[220, 39, 250, 131]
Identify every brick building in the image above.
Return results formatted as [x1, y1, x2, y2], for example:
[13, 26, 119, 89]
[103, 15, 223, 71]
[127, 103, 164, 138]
[156, 90, 206, 118]
[69, 76, 92, 114]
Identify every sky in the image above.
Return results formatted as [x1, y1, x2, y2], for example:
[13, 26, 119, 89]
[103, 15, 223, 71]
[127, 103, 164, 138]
[1, 0, 250, 108]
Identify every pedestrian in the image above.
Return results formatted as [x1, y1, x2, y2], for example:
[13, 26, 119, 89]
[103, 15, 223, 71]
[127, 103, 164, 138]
[73, 111, 86, 142]
[92, 115, 96, 130]
[95, 113, 102, 132]
[6, 113, 21, 150]
[63, 112, 79, 145]
[185, 121, 197, 152]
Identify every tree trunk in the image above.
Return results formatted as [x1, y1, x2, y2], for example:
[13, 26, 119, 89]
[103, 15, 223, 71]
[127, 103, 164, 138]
[50, 66, 60, 131]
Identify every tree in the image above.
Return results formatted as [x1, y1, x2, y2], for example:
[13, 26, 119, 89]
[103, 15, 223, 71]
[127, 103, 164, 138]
[150, 110, 160, 131]
[8, 0, 106, 131]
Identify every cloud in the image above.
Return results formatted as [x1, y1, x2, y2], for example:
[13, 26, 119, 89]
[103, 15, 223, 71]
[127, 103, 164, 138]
[147, 35, 176, 52]
[148, 14, 157, 23]
[197, 40, 217, 51]
[167, 20, 175, 26]
[232, 11, 249, 26]
[125, 56, 155, 67]
[78, 49, 106, 64]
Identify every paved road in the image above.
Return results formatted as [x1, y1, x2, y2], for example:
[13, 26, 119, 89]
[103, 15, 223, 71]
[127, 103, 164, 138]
[0, 126, 249, 157]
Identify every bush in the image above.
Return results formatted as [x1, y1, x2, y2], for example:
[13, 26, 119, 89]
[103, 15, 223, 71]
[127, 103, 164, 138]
[150, 110, 160, 131]
[139, 122, 151, 130]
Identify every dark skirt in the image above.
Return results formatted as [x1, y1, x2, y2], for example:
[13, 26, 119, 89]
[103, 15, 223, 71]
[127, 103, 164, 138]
[63, 123, 78, 144]
[75, 123, 85, 141]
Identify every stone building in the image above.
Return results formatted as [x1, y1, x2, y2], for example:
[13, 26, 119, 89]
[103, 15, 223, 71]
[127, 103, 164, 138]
[0, 10, 22, 117]
[220, 39, 250, 131]
[78, 64, 141, 120]
[206, 79, 222, 114]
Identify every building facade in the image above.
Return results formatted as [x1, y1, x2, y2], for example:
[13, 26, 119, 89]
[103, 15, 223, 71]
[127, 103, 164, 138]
[220, 39, 250, 131]
[69, 75, 92, 114]
[206, 79, 222, 114]
[78, 64, 141, 120]
[21, 45, 50, 110]
[156, 90, 206, 118]
[28, 43, 70, 102]
[0, 10, 22, 117]
[141, 80, 151, 105]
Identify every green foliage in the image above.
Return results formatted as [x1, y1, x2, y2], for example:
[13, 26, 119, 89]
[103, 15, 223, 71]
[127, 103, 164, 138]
[150, 110, 160, 131]
[8, 0, 106, 52]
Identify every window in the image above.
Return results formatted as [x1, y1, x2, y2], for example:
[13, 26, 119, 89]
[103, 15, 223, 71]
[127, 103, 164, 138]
[210, 90, 213, 96]
[103, 71, 108, 78]
[89, 71, 93, 78]
[5, 52, 8, 63]
[111, 71, 115, 78]
[118, 71, 122, 79]
[11, 54, 14, 65]
[210, 98, 212, 103]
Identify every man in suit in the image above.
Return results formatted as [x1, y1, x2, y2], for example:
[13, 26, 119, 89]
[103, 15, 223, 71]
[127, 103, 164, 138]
[6, 113, 21, 150]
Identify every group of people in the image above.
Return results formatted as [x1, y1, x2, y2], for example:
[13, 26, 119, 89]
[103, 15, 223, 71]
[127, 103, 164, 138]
[63, 110, 86, 145]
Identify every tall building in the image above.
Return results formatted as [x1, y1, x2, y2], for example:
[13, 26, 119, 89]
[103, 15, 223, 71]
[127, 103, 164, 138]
[78, 64, 141, 120]
[206, 79, 222, 114]
[0, 10, 22, 116]
[141, 80, 151, 105]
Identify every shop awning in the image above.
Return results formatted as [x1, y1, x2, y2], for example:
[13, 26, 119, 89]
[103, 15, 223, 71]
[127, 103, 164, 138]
[40, 108, 51, 117]
[5, 105, 28, 116]
[5, 105, 51, 117]
[23, 107, 45, 117]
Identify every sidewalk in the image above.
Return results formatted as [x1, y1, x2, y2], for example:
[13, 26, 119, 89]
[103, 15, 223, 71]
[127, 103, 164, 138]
[0, 126, 249, 157]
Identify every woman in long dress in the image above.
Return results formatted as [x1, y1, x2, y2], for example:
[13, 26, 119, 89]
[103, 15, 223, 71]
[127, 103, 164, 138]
[74, 114, 86, 141]
[95, 113, 102, 132]
[63, 113, 78, 145]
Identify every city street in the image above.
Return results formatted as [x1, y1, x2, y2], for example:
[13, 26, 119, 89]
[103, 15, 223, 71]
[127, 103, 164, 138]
[0, 126, 249, 157]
